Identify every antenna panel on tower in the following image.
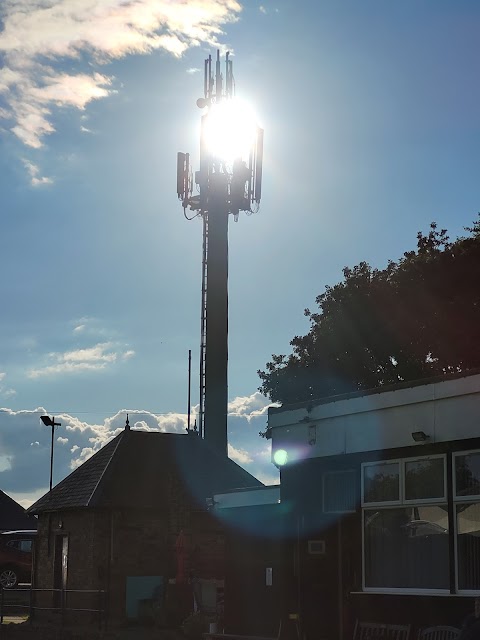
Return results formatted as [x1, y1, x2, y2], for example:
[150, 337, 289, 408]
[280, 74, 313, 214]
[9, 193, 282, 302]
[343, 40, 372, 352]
[253, 128, 264, 203]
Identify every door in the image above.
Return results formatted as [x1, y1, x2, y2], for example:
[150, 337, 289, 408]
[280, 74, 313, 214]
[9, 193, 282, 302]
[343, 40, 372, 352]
[53, 535, 68, 607]
[300, 519, 341, 640]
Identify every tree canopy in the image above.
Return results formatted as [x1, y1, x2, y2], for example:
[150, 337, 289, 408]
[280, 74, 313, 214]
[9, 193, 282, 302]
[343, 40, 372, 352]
[258, 216, 480, 405]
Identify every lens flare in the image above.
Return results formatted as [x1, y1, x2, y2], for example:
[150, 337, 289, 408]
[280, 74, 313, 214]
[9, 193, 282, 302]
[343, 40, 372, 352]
[203, 98, 257, 163]
[273, 449, 288, 466]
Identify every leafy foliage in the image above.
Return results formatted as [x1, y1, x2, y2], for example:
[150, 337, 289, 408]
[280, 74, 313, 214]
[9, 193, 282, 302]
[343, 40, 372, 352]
[258, 216, 480, 405]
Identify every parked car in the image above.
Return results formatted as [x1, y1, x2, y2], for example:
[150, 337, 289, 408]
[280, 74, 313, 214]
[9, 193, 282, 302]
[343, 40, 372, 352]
[0, 530, 36, 588]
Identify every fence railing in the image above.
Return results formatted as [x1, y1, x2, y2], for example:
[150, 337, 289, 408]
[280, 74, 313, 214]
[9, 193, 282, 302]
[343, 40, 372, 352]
[0, 587, 107, 631]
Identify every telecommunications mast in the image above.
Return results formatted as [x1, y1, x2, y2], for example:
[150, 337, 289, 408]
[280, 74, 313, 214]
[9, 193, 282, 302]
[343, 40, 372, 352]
[177, 51, 264, 456]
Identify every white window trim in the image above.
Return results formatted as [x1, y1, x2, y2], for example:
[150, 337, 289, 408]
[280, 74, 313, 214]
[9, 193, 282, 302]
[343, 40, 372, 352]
[453, 449, 480, 502]
[362, 455, 447, 506]
[322, 469, 356, 514]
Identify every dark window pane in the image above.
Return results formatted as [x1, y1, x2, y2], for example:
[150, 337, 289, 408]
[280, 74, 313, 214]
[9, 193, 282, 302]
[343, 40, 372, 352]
[364, 507, 449, 589]
[457, 503, 480, 590]
[363, 463, 399, 503]
[456, 453, 480, 498]
[405, 458, 445, 500]
[324, 471, 356, 513]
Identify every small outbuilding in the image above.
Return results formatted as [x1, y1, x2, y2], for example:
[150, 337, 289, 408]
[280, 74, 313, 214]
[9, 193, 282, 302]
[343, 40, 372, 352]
[0, 489, 37, 532]
[27, 425, 261, 628]
[267, 370, 480, 640]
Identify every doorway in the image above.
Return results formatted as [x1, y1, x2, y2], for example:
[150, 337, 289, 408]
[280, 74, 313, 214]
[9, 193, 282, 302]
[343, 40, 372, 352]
[53, 535, 68, 607]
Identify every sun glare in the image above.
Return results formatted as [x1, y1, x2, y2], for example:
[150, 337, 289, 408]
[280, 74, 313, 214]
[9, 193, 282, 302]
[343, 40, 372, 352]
[273, 449, 288, 466]
[203, 98, 257, 164]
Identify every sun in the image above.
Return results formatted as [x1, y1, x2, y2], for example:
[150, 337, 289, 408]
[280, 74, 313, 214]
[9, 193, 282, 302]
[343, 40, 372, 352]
[203, 98, 258, 164]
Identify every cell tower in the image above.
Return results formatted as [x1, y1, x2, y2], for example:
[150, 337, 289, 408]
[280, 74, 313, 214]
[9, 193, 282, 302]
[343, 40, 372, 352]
[177, 51, 264, 456]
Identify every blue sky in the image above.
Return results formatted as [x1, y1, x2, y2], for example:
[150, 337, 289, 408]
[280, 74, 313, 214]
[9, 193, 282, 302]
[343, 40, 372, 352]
[0, 0, 479, 507]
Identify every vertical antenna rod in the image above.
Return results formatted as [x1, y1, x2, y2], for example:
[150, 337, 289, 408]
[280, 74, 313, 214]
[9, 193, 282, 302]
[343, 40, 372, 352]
[187, 349, 192, 432]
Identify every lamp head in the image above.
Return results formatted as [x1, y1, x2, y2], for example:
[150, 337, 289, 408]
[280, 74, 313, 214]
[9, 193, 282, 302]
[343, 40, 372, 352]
[41, 415, 61, 427]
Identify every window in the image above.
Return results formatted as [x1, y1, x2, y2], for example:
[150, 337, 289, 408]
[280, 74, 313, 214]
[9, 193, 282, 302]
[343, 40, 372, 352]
[454, 450, 480, 592]
[5, 539, 33, 552]
[323, 470, 356, 513]
[362, 455, 448, 592]
[363, 462, 400, 505]
[455, 451, 480, 499]
[364, 505, 449, 590]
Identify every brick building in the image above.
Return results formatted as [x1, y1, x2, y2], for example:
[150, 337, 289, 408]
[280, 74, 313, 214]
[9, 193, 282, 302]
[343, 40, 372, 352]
[27, 423, 261, 627]
[0, 489, 37, 532]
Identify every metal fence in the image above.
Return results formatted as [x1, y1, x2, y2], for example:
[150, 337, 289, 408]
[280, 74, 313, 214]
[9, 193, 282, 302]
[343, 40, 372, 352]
[0, 587, 107, 630]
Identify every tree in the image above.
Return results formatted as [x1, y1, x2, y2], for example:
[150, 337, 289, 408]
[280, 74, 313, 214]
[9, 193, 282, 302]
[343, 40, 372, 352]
[258, 216, 480, 405]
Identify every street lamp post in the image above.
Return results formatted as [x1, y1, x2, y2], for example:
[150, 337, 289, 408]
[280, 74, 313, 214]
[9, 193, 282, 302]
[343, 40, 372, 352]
[40, 415, 61, 491]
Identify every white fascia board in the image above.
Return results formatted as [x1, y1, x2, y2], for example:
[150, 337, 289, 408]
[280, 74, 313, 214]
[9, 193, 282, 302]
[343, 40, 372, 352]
[213, 486, 280, 509]
[269, 373, 480, 429]
[269, 373, 480, 460]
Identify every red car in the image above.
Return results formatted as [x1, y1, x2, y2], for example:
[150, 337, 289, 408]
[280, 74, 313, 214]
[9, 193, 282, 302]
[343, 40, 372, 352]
[0, 530, 36, 588]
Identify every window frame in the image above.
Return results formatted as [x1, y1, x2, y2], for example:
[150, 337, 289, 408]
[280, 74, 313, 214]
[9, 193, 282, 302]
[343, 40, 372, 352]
[361, 459, 402, 507]
[453, 449, 480, 594]
[361, 504, 450, 595]
[402, 454, 447, 504]
[453, 449, 480, 502]
[361, 453, 449, 595]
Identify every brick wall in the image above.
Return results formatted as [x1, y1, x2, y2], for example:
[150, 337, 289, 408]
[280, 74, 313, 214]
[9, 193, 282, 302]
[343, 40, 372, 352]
[32, 467, 228, 627]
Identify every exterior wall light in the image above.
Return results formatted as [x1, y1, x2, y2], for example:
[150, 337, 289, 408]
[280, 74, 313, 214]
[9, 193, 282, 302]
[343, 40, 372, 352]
[411, 430, 430, 443]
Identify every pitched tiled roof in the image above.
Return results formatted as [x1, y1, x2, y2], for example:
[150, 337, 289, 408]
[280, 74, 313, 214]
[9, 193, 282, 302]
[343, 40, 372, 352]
[27, 433, 122, 513]
[0, 490, 38, 531]
[27, 431, 262, 514]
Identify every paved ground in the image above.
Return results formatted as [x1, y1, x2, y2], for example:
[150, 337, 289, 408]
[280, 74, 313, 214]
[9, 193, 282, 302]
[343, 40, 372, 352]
[0, 622, 187, 639]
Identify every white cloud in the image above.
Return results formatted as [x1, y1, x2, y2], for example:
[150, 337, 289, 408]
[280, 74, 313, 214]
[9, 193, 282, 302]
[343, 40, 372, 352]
[27, 341, 134, 378]
[186, 67, 201, 74]
[122, 350, 135, 360]
[0, 0, 242, 148]
[0, 372, 16, 399]
[0, 391, 278, 506]
[8, 488, 47, 510]
[73, 324, 85, 333]
[227, 391, 272, 421]
[22, 158, 53, 186]
[259, 5, 267, 14]
[228, 443, 253, 465]
[254, 471, 279, 486]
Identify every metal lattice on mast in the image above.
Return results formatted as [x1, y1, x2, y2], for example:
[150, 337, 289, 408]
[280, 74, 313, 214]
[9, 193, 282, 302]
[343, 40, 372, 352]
[177, 50, 264, 454]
